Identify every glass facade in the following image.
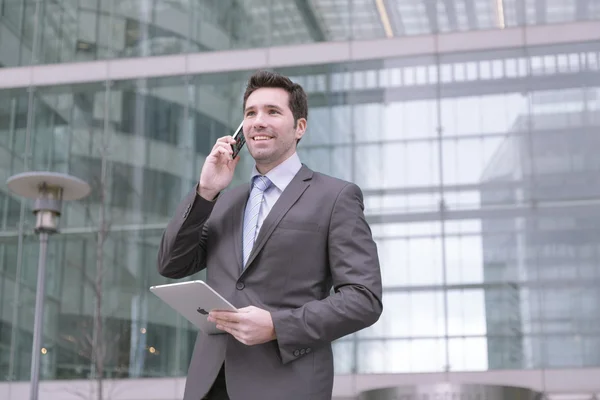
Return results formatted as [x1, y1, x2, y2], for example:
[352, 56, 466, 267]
[2, 0, 600, 67]
[1, 0, 600, 391]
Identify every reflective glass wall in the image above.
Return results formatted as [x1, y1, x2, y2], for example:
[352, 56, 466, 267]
[2, 38, 600, 381]
[2, 0, 600, 385]
[0, 72, 258, 381]
[1, 0, 599, 67]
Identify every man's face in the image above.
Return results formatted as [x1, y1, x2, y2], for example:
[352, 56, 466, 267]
[243, 87, 306, 172]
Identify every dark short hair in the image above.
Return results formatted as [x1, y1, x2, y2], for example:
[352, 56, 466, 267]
[242, 70, 308, 127]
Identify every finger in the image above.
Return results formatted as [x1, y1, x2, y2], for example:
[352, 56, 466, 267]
[211, 317, 239, 329]
[219, 326, 250, 346]
[209, 310, 233, 319]
[224, 149, 236, 160]
[210, 311, 241, 322]
[212, 143, 233, 156]
[214, 141, 234, 151]
[212, 148, 231, 161]
[236, 306, 254, 313]
[216, 136, 236, 145]
[216, 323, 236, 335]
[211, 308, 237, 314]
[216, 323, 244, 339]
[210, 139, 233, 152]
[215, 320, 238, 331]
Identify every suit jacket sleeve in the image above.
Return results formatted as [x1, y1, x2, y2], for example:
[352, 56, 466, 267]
[157, 188, 216, 279]
[270, 183, 383, 364]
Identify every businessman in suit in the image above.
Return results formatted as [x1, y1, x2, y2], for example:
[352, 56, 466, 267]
[157, 70, 382, 400]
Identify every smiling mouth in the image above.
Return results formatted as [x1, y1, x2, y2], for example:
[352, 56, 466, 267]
[253, 136, 272, 141]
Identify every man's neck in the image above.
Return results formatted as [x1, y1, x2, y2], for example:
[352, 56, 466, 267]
[255, 151, 296, 175]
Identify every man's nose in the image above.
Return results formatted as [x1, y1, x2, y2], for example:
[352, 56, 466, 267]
[253, 112, 267, 128]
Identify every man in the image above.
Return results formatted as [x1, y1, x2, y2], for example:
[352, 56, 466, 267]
[157, 70, 382, 400]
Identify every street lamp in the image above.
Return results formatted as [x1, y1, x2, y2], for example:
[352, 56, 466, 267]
[6, 171, 90, 400]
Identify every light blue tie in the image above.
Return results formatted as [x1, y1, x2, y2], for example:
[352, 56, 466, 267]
[242, 175, 272, 268]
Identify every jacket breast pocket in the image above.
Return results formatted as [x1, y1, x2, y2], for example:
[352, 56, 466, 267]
[276, 219, 321, 233]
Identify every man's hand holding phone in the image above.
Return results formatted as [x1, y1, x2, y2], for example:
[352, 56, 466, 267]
[230, 121, 246, 159]
[197, 136, 241, 201]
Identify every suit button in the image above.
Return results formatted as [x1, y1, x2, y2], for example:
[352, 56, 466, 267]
[236, 282, 245, 290]
[293, 350, 300, 357]
[300, 349, 306, 355]
[305, 348, 311, 354]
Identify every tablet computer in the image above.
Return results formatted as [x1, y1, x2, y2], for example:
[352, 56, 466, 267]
[149, 280, 237, 335]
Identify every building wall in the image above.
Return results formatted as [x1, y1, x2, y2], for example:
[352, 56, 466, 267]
[481, 105, 600, 369]
[1, 0, 600, 397]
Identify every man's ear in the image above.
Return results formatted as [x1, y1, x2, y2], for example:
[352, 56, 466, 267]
[295, 118, 307, 141]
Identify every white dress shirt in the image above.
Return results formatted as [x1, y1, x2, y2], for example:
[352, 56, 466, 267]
[249, 152, 302, 234]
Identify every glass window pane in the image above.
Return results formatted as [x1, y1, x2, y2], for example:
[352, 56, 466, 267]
[332, 340, 354, 374]
[445, 236, 484, 284]
[447, 290, 487, 336]
[379, 237, 444, 286]
[357, 339, 446, 373]
[361, 291, 445, 338]
[355, 141, 440, 190]
[448, 337, 488, 371]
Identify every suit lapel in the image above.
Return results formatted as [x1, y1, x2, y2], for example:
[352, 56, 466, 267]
[241, 165, 313, 276]
[230, 184, 251, 273]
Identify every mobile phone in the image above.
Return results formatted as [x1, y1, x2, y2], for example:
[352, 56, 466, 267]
[231, 121, 246, 159]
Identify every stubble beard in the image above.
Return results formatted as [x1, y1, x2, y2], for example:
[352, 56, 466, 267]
[251, 136, 296, 168]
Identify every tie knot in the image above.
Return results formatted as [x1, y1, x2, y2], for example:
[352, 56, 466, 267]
[252, 175, 272, 192]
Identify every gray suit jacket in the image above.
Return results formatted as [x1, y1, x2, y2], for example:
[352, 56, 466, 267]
[157, 165, 383, 400]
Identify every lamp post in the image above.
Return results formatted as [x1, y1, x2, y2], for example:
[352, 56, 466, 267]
[6, 172, 90, 400]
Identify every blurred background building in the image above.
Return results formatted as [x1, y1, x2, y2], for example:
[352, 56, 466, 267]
[0, 0, 599, 399]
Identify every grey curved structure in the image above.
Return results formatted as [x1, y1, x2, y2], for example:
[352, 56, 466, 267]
[358, 383, 543, 400]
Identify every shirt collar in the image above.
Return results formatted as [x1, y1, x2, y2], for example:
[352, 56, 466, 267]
[250, 152, 302, 192]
